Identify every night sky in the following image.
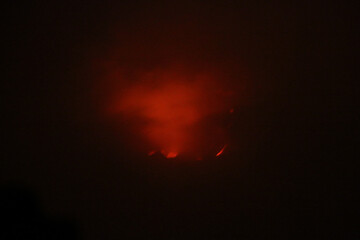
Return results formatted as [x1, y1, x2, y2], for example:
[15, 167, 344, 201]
[3, 1, 358, 239]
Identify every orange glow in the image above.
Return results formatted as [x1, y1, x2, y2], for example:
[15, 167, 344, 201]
[106, 67, 238, 159]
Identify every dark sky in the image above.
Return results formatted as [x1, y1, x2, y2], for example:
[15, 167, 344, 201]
[3, 1, 358, 239]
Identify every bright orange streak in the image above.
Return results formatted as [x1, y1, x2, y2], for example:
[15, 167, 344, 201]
[216, 145, 227, 157]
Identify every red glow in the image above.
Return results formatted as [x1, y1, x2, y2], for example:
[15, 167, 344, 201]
[105, 67, 239, 159]
[161, 150, 178, 159]
[148, 150, 156, 156]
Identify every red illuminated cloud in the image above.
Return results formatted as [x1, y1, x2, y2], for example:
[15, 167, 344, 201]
[107, 67, 236, 159]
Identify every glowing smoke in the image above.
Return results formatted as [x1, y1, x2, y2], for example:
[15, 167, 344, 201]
[107, 67, 235, 159]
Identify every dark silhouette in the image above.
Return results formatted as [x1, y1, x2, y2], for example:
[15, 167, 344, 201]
[1, 185, 79, 240]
